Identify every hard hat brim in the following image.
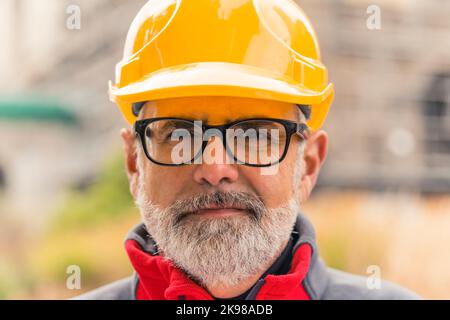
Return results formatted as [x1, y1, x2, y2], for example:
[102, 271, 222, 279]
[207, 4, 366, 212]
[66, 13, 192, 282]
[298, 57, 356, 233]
[110, 62, 333, 130]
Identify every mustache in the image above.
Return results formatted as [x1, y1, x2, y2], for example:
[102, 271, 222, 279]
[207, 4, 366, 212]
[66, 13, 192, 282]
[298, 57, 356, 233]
[168, 191, 266, 225]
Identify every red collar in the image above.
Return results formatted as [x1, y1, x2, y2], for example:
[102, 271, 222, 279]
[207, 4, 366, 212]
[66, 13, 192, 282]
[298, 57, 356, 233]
[124, 215, 317, 300]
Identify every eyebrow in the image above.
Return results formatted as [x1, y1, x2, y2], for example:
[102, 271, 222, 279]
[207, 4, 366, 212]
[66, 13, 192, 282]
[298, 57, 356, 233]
[159, 120, 194, 130]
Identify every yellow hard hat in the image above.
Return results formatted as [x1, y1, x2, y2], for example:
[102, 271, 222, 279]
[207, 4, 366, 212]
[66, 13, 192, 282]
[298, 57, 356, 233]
[109, 0, 334, 131]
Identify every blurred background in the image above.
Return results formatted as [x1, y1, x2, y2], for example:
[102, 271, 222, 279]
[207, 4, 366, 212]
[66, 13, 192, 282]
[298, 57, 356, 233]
[0, 0, 449, 299]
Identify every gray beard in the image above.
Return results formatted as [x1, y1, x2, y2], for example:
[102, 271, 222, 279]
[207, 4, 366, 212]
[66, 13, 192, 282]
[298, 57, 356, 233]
[136, 190, 299, 288]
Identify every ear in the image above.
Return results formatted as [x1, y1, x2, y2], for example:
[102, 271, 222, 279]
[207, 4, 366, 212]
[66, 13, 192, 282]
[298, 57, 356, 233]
[300, 130, 328, 201]
[120, 128, 140, 199]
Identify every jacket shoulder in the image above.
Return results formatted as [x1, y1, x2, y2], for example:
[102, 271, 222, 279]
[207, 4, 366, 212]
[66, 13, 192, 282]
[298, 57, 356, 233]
[72, 276, 135, 300]
[322, 268, 421, 300]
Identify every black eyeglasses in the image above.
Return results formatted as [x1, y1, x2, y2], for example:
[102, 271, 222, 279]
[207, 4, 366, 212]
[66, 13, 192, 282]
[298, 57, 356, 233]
[134, 117, 309, 167]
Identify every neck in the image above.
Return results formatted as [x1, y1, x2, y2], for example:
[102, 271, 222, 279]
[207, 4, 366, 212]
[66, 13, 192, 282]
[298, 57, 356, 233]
[205, 238, 290, 299]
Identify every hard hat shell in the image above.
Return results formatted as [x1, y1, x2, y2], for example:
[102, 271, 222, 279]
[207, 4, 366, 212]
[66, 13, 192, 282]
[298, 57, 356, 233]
[109, 0, 334, 131]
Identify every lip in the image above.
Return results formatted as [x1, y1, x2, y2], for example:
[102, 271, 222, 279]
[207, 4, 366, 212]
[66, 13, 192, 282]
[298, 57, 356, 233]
[193, 207, 246, 218]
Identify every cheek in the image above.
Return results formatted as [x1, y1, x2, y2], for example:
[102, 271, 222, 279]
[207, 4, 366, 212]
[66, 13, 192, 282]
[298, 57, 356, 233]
[240, 165, 294, 208]
[142, 166, 191, 206]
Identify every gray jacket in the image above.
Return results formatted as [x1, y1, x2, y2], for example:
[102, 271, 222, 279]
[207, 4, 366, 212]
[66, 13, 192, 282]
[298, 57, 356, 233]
[75, 213, 421, 300]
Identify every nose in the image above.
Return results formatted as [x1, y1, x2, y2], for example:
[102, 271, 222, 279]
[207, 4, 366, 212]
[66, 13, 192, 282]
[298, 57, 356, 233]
[192, 137, 239, 187]
[193, 162, 239, 187]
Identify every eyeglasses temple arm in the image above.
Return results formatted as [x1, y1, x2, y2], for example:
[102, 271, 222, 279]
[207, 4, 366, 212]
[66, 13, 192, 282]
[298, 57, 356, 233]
[296, 123, 310, 140]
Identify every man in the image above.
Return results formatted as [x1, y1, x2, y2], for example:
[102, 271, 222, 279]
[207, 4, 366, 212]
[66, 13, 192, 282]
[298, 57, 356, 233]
[77, 0, 419, 300]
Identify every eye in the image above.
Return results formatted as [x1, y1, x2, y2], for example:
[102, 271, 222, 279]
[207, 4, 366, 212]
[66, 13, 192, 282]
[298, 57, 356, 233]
[161, 124, 198, 143]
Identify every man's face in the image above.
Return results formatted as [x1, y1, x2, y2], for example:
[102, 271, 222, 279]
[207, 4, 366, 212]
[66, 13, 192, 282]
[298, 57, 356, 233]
[122, 96, 327, 289]
[138, 96, 303, 211]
